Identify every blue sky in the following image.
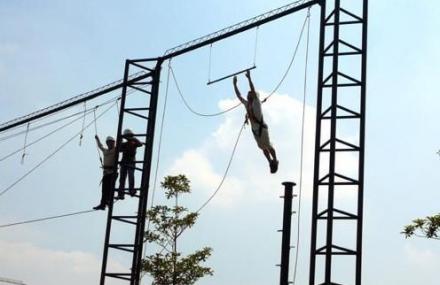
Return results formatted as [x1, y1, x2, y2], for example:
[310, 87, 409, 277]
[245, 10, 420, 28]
[1, 1, 440, 285]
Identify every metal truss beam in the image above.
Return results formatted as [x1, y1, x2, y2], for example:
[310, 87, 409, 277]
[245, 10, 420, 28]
[309, 0, 368, 284]
[161, 0, 319, 59]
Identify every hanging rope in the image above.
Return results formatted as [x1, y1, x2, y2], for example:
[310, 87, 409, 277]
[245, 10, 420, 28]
[93, 107, 103, 166]
[291, 7, 311, 285]
[79, 102, 87, 146]
[170, 66, 241, 117]
[170, 12, 309, 118]
[0, 102, 117, 198]
[253, 26, 260, 67]
[208, 44, 213, 82]
[20, 123, 30, 164]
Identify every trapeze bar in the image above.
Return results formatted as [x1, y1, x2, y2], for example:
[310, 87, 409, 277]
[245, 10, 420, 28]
[207, 65, 257, 86]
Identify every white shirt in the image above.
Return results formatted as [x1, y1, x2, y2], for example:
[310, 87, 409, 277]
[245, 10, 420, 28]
[97, 141, 116, 174]
[248, 92, 264, 133]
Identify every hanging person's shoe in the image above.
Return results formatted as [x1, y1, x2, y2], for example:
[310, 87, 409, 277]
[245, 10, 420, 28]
[270, 160, 279, 174]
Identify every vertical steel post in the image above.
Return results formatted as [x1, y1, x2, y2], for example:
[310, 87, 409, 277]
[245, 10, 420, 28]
[356, 1, 369, 284]
[279, 182, 296, 285]
[309, 1, 326, 284]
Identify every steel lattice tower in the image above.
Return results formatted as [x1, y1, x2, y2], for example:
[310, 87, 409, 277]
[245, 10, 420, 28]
[309, 0, 368, 284]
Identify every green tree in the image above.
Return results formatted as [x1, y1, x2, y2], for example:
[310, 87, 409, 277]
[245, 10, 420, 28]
[142, 174, 213, 285]
[402, 213, 440, 240]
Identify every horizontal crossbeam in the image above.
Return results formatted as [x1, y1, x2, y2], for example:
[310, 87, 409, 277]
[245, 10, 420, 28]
[161, 0, 320, 59]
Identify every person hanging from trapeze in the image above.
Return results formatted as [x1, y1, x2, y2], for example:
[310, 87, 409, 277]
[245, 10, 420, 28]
[233, 70, 279, 173]
[93, 135, 116, 210]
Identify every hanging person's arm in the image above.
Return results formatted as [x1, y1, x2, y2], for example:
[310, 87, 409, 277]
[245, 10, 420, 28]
[95, 135, 105, 151]
[245, 70, 257, 99]
[233, 76, 247, 105]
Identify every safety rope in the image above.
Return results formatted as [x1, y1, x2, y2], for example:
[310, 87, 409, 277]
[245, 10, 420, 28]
[0, 97, 120, 163]
[261, 10, 310, 103]
[0, 95, 121, 143]
[93, 107, 103, 166]
[157, 120, 246, 255]
[170, 66, 241, 117]
[0, 102, 117, 198]
[196, 121, 245, 213]
[291, 7, 311, 285]
[170, 12, 309, 118]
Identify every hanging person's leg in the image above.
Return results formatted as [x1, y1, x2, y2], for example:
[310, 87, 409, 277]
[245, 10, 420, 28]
[268, 146, 279, 173]
[262, 149, 272, 164]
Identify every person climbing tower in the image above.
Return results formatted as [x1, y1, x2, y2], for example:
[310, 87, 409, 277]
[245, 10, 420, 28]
[117, 128, 143, 199]
[233, 70, 279, 173]
[93, 135, 116, 210]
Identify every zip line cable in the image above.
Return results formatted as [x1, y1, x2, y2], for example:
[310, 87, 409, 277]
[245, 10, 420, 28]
[0, 102, 117, 198]
[169, 11, 309, 118]
[0, 97, 120, 163]
[291, 7, 310, 285]
[0, 95, 121, 142]
[0, 209, 97, 229]
[0, 109, 96, 163]
[0, 199, 122, 229]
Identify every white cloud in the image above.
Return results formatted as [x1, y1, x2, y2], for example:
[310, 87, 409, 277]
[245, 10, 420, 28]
[0, 240, 126, 285]
[404, 243, 440, 270]
[167, 92, 359, 211]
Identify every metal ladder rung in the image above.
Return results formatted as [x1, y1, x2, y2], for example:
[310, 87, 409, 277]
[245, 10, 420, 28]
[124, 109, 149, 120]
[105, 273, 132, 281]
[322, 83, 362, 87]
[321, 115, 361, 120]
[112, 216, 138, 225]
[324, 51, 362, 56]
[124, 108, 150, 111]
[325, 20, 363, 26]
[108, 244, 135, 253]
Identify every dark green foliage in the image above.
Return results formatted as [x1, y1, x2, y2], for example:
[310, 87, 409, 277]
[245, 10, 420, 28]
[142, 175, 213, 285]
[402, 214, 440, 240]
